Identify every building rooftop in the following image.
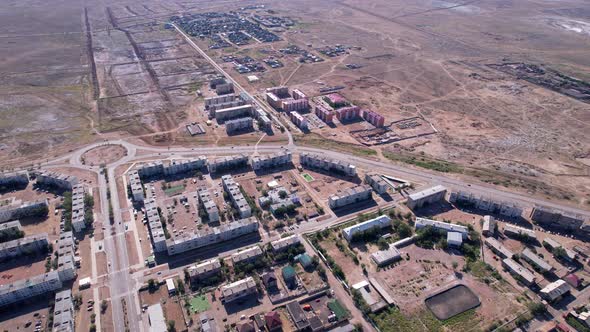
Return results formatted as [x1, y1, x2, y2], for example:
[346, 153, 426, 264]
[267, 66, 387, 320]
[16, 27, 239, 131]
[408, 185, 447, 201]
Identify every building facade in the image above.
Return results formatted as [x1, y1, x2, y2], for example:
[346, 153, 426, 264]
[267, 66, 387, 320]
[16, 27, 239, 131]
[406, 185, 447, 210]
[328, 185, 372, 209]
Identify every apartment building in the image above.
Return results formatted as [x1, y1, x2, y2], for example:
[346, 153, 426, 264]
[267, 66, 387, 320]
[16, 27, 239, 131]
[144, 192, 167, 253]
[197, 187, 220, 222]
[221, 175, 251, 218]
[342, 215, 391, 241]
[163, 157, 207, 176]
[364, 173, 388, 195]
[232, 246, 263, 265]
[137, 161, 164, 178]
[0, 220, 22, 237]
[300, 153, 357, 177]
[205, 94, 237, 108]
[270, 234, 300, 252]
[449, 191, 523, 217]
[530, 206, 586, 231]
[335, 106, 361, 122]
[166, 217, 259, 256]
[406, 185, 447, 210]
[328, 185, 372, 209]
[57, 254, 77, 281]
[315, 104, 334, 123]
[0, 233, 48, 261]
[502, 258, 536, 286]
[216, 82, 234, 95]
[36, 171, 78, 191]
[188, 258, 222, 284]
[503, 224, 536, 240]
[282, 98, 309, 113]
[251, 151, 292, 171]
[415, 217, 469, 239]
[521, 248, 554, 273]
[484, 237, 514, 259]
[289, 111, 308, 130]
[0, 271, 62, 307]
[208, 154, 249, 173]
[0, 198, 49, 223]
[220, 277, 258, 303]
[71, 184, 86, 232]
[53, 289, 74, 332]
[362, 109, 385, 127]
[482, 215, 496, 237]
[216, 105, 253, 122]
[540, 280, 570, 302]
[128, 170, 144, 202]
[226, 117, 253, 134]
[0, 170, 29, 187]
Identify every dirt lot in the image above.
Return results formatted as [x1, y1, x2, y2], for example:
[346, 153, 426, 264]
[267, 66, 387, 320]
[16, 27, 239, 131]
[0, 255, 48, 286]
[139, 286, 188, 331]
[0, 296, 51, 332]
[425, 284, 480, 320]
[81, 144, 128, 166]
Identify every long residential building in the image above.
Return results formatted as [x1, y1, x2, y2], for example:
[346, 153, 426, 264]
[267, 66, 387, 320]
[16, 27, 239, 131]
[502, 258, 536, 286]
[226, 117, 253, 134]
[406, 185, 447, 210]
[163, 157, 207, 176]
[270, 234, 300, 252]
[342, 215, 391, 241]
[0, 233, 48, 261]
[415, 217, 469, 239]
[215, 105, 253, 122]
[362, 110, 385, 127]
[128, 170, 144, 202]
[53, 289, 74, 332]
[251, 151, 292, 171]
[144, 189, 167, 253]
[208, 154, 249, 173]
[220, 277, 258, 303]
[188, 258, 222, 283]
[0, 198, 48, 223]
[329, 185, 372, 209]
[449, 191, 523, 217]
[364, 174, 388, 195]
[530, 206, 587, 231]
[0, 271, 62, 307]
[540, 279, 570, 302]
[71, 184, 86, 232]
[315, 104, 334, 123]
[205, 94, 238, 108]
[289, 111, 308, 130]
[166, 217, 259, 256]
[484, 237, 514, 259]
[521, 248, 554, 273]
[137, 161, 164, 178]
[300, 153, 356, 177]
[0, 171, 29, 187]
[221, 175, 251, 219]
[503, 224, 536, 239]
[36, 171, 78, 191]
[0, 220, 22, 237]
[197, 187, 220, 222]
[335, 106, 361, 122]
[232, 245, 263, 265]
[543, 238, 577, 262]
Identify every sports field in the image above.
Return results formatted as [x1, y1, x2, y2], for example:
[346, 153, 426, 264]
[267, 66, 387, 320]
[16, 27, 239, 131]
[189, 295, 210, 313]
[302, 173, 314, 182]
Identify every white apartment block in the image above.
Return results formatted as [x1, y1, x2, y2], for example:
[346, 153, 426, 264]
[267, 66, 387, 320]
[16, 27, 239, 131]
[328, 185, 372, 209]
[0, 233, 48, 261]
[484, 237, 514, 259]
[53, 289, 74, 332]
[364, 174, 389, 195]
[415, 217, 469, 239]
[163, 157, 207, 176]
[197, 187, 220, 222]
[225, 117, 253, 134]
[188, 258, 222, 283]
[251, 151, 292, 171]
[0, 271, 62, 307]
[342, 215, 391, 241]
[503, 224, 536, 239]
[128, 170, 144, 202]
[71, 184, 86, 232]
[215, 105, 253, 122]
[221, 175, 251, 219]
[205, 94, 238, 108]
[270, 234, 300, 252]
[449, 191, 523, 217]
[36, 171, 78, 191]
[0, 198, 49, 223]
[300, 153, 356, 177]
[406, 185, 447, 210]
[220, 277, 258, 303]
[231, 245, 263, 265]
[57, 231, 75, 258]
[166, 217, 259, 256]
[144, 189, 167, 253]
[208, 154, 249, 173]
[502, 258, 536, 286]
[0, 170, 29, 187]
[540, 279, 570, 302]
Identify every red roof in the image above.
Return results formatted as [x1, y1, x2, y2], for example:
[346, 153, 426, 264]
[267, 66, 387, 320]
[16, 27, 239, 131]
[265, 311, 282, 330]
[564, 273, 581, 287]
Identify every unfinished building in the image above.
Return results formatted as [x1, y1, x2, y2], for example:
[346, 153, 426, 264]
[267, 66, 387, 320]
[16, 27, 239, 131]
[221, 175, 251, 219]
[300, 153, 356, 177]
[406, 185, 447, 210]
[208, 154, 249, 173]
[329, 185, 372, 209]
[251, 151, 292, 171]
[449, 191, 523, 217]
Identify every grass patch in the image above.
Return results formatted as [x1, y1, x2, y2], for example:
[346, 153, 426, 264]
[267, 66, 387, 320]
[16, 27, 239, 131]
[189, 295, 210, 313]
[371, 307, 481, 332]
[566, 316, 590, 332]
[164, 185, 185, 196]
[302, 173, 314, 182]
[327, 300, 349, 320]
[295, 133, 377, 158]
[383, 151, 462, 173]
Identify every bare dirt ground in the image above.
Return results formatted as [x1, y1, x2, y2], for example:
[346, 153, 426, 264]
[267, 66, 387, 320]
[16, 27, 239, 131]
[81, 144, 128, 166]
